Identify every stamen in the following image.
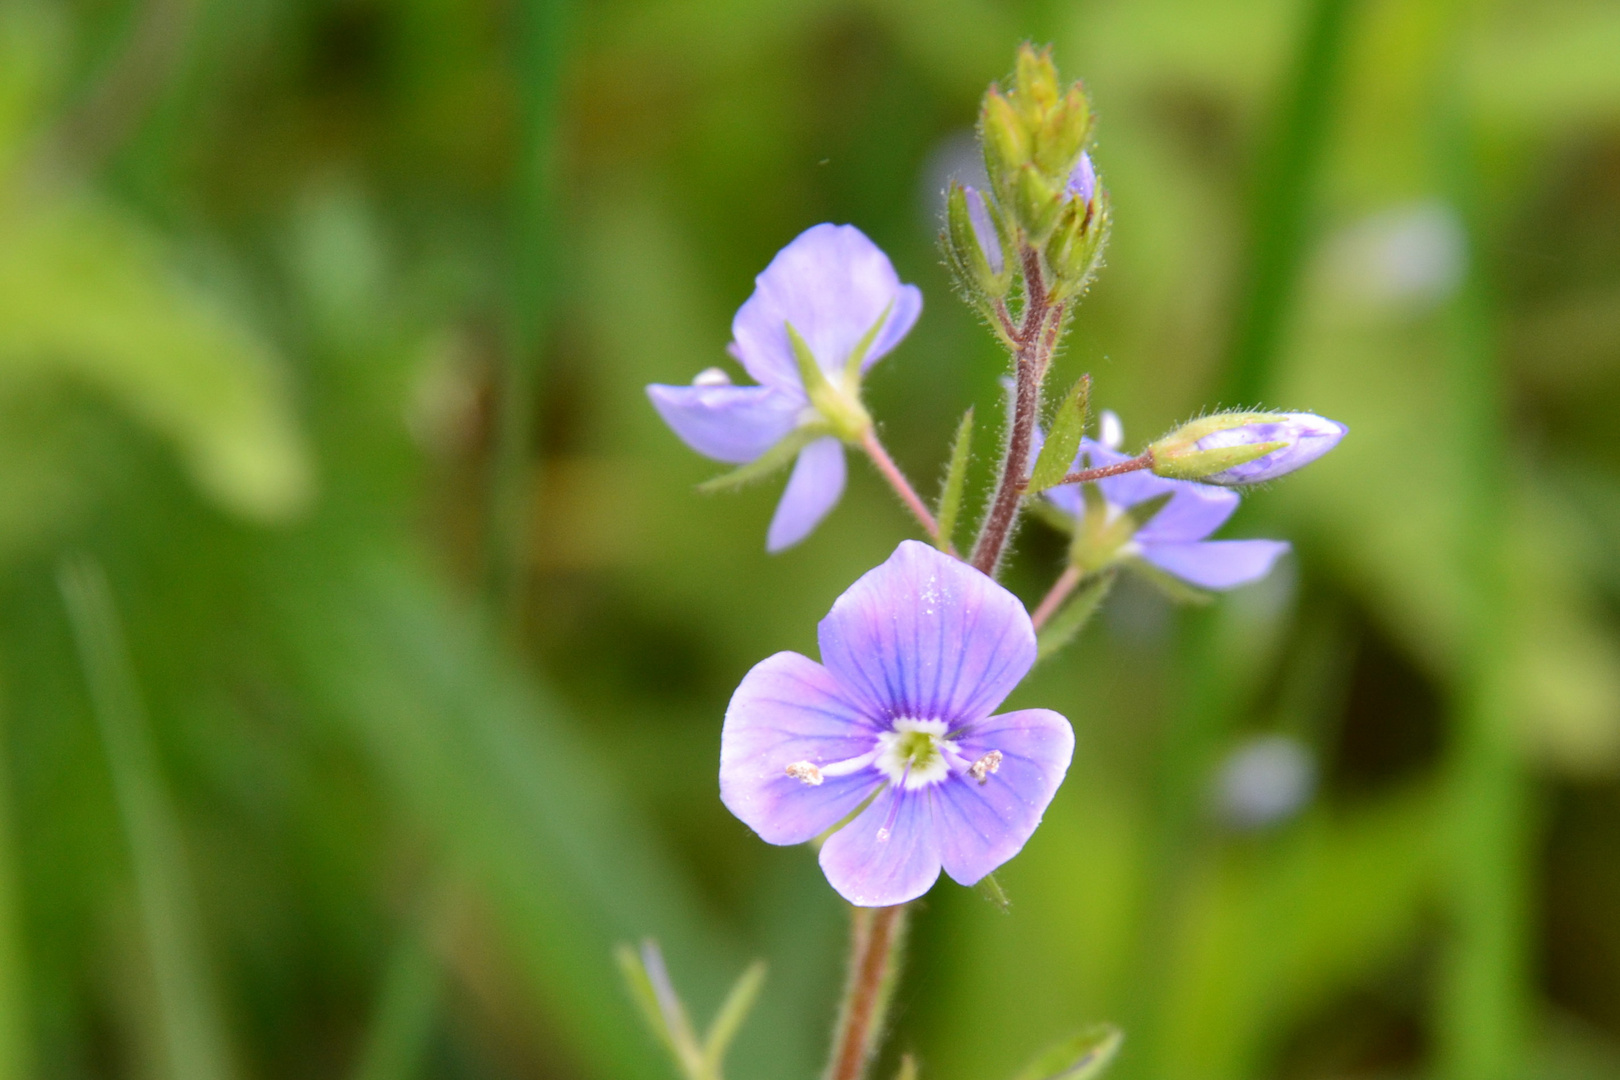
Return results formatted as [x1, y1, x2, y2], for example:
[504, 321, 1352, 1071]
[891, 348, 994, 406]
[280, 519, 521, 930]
[968, 750, 1003, 785]
[693, 367, 732, 387]
[785, 761, 824, 786]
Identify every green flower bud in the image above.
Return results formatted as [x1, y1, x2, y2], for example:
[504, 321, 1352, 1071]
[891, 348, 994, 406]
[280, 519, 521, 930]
[1045, 187, 1109, 298]
[1013, 43, 1061, 115]
[979, 89, 1030, 202]
[1013, 165, 1064, 242]
[1148, 412, 1292, 481]
[1032, 88, 1091, 176]
[944, 181, 1012, 299]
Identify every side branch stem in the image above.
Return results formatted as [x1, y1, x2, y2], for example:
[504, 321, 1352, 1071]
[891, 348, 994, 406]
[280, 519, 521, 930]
[972, 246, 1050, 575]
[825, 904, 908, 1080]
[860, 430, 939, 541]
[1057, 453, 1153, 486]
[1030, 565, 1083, 631]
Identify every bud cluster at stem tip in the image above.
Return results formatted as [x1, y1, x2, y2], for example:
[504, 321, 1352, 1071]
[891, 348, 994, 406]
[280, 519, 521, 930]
[943, 43, 1109, 313]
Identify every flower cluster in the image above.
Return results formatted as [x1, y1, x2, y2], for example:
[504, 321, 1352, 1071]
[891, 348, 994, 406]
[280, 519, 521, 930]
[645, 45, 1347, 909]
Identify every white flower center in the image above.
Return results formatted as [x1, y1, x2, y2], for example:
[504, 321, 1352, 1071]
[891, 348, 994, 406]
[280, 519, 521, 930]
[875, 719, 954, 790]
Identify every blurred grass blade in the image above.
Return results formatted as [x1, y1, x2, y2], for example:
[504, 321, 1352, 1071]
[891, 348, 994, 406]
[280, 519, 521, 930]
[1028, 376, 1089, 494]
[0, 701, 29, 1080]
[59, 556, 234, 1080]
[351, 921, 440, 1080]
[894, 1053, 918, 1080]
[701, 959, 766, 1077]
[1036, 572, 1115, 662]
[935, 408, 974, 552]
[1011, 1025, 1122, 1080]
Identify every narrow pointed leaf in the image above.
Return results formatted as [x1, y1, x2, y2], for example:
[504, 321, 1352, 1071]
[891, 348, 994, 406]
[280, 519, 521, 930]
[352, 923, 439, 1080]
[976, 870, 1011, 912]
[1036, 572, 1115, 661]
[1028, 376, 1090, 493]
[615, 944, 703, 1079]
[1010, 1024, 1123, 1080]
[701, 960, 767, 1076]
[935, 408, 974, 551]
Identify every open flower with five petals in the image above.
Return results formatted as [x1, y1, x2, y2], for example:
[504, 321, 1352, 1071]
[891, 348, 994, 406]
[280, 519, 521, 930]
[647, 223, 922, 551]
[720, 541, 1074, 906]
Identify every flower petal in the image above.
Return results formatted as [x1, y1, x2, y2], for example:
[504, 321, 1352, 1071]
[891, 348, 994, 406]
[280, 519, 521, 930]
[1138, 539, 1290, 590]
[936, 708, 1074, 886]
[818, 787, 942, 906]
[732, 224, 920, 390]
[646, 383, 801, 464]
[766, 437, 846, 552]
[720, 651, 883, 846]
[817, 540, 1036, 724]
[1133, 482, 1240, 544]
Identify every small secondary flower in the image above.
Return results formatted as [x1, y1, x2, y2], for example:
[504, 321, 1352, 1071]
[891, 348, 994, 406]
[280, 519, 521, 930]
[1068, 151, 1096, 204]
[720, 541, 1074, 906]
[648, 224, 922, 551]
[1047, 435, 1290, 591]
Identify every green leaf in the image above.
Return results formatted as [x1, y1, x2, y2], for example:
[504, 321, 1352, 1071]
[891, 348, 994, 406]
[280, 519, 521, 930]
[1036, 572, 1115, 661]
[701, 960, 767, 1077]
[935, 408, 974, 551]
[60, 556, 236, 1080]
[1028, 375, 1090, 493]
[696, 428, 819, 493]
[1010, 1024, 1123, 1080]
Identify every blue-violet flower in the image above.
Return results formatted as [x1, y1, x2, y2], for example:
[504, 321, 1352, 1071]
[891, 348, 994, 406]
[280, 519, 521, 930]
[647, 224, 922, 551]
[1047, 439, 1290, 590]
[720, 541, 1073, 906]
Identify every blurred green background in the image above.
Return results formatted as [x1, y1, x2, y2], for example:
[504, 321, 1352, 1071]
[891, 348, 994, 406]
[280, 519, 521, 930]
[0, 0, 1617, 1078]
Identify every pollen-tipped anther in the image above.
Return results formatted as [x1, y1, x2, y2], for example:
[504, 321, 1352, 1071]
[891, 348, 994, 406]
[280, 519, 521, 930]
[785, 761, 825, 786]
[968, 750, 1003, 784]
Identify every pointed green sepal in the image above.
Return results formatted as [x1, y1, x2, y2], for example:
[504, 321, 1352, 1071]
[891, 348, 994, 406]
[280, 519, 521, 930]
[701, 960, 767, 1077]
[787, 321, 870, 441]
[975, 870, 1012, 912]
[1149, 440, 1285, 481]
[1027, 375, 1090, 493]
[1013, 165, 1063, 241]
[696, 427, 821, 493]
[1127, 557, 1216, 606]
[1010, 1024, 1124, 1080]
[935, 408, 974, 552]
[1035, 571, 1115, 662]
[842, 301, 894, 385]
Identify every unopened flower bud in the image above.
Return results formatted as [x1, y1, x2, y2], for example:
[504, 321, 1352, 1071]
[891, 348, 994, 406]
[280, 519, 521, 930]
[979, 89, 1030, 197]
[1149, 411, 1347, 484]
[1013, 165, 1063, 241]
[1068, 151, 1096, 204]
[943, 182, 1012, 300]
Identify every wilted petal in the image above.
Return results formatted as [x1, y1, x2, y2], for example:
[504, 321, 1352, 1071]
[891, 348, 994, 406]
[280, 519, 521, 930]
[720, 652, 884, 845]
[818, 787, 941, 906]
[1198, 413, 1348, 484]
[1139, 539, 1290, 590]
[732, 224, 922, 390]
[936, 708, 1074, 886]
[766, 436, 846, 552]
[818, 540, 1035, 724]
[646, 383, 801, 464]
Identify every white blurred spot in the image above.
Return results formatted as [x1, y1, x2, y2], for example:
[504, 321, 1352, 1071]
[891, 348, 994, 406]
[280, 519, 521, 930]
[918, 129, 991, 227]
[1098, 409, 1124, 450]
[1319, 200, 1467, 313]
[693, 367, 731, 387]
[1214, 734, 1316, 828]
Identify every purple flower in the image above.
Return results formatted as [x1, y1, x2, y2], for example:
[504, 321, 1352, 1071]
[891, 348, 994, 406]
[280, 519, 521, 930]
[1067, 151, 1096, 204]
[720, 541, 1073, 906]
[1047, 439, 1290, 590]
[1190, 412, 1347, 485]
[647, 224, 922, 551]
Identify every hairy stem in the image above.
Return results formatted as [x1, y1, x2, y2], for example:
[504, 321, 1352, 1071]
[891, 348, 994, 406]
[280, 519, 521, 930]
[825, 905, 908, 1080]
[972, 246, 1051, 576]
[1057, 454, 1153, 486]
[860, 430, 939, 541]
[1030, 565, 1083, 631]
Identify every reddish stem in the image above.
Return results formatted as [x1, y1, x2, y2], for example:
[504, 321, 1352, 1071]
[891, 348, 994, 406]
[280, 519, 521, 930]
[825, 905, 907, 1080]
[1056, 452, 1154, 486]
[971, 246, 1050, 576]
[860, 429, 938, 540]
[1030, 565, 1083, 631]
